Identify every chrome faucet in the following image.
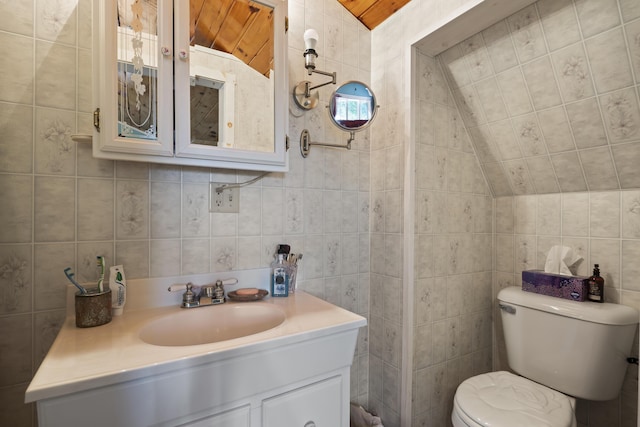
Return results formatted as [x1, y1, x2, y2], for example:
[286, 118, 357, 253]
[168, 278, 237, 308]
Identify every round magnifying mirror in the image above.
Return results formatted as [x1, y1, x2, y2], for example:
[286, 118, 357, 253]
[328, 81, 378, 132]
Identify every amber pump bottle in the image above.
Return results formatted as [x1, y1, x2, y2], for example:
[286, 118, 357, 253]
[587, 264, 604, 303]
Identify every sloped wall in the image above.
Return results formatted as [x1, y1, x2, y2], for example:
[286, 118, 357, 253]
[440, 0, 640, 196]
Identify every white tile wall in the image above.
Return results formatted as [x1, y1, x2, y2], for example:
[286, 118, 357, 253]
[441, 0, 640, 196]
[495, 191, 640, 426]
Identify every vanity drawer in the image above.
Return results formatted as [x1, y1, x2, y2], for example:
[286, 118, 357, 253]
[262, 375, 343, 427]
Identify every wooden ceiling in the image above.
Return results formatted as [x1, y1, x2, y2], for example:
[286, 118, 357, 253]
[190, 0, 274, 77]
[337, 0, 411, 30]
[119, 0, 405, 79]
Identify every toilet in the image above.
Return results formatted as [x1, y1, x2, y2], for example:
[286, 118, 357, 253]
[452, 286, 638, 427]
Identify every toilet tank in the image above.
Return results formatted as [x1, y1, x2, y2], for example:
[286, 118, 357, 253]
[498, 286, 638, 401]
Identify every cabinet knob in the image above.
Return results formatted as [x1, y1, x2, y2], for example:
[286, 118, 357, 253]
[303, 422, 316, 427]
[178, 49, 189, 60]
[161, 46, 171, 57]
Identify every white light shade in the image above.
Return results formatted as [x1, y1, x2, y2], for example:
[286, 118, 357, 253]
[303, 28, 319, 51]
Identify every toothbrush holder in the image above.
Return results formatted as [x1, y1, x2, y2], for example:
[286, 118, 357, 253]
[75, 288, 112, 328]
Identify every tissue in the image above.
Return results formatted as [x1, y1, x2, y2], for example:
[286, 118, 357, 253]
[522, 270, 588, 301]
[522, 245, 587, 301]
[544, 245, 582, 275]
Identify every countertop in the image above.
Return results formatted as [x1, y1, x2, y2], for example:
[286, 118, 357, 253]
[25, 291, 366, 403]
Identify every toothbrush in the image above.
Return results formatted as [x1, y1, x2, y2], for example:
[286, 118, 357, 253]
[64, 267, 88, 294]
[96, 256, 105, 292]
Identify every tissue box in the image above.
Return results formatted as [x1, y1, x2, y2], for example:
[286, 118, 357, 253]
[521, 270, 588, 301]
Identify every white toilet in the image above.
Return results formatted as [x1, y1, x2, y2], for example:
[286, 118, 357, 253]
[452, 286, 638, 427]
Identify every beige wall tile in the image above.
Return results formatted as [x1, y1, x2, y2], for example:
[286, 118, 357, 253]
[0, 103, 33, 173]
[35, 41, 76, 110]
[537, 0, 581, 51]
[612, 143, 640, 189]
[579, 147, 619, 191]
[585, 28, 634, 94]
[0, 245, 32, 315]
[0, 33, 34, 104]
[575, 0, 620, 37]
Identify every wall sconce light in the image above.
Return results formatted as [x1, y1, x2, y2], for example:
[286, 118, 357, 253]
[293, 29, 337, 110]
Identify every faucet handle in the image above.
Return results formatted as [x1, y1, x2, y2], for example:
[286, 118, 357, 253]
[168, 283, 187, 292]
[182, 283, 199, 308]
[167, 283, 199, 307]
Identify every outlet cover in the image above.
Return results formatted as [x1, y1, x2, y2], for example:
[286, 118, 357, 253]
[209, 183, 240, 213]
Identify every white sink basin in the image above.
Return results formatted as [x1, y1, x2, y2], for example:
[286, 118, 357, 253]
[139, 303, 285, 346]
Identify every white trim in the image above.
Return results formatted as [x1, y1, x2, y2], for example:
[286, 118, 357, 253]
[400, 44, 417, 427]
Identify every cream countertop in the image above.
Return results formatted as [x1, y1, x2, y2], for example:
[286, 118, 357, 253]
[25, 291, 366, 403]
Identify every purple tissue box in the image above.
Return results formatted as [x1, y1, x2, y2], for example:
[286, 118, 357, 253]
[522, 270, 588, 301]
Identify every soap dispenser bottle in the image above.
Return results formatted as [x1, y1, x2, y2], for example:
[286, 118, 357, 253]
[587, 264, 604, 303]
[271, 246, 289, 297]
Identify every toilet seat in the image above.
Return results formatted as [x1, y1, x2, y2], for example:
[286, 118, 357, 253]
[453, 371, 575, 427]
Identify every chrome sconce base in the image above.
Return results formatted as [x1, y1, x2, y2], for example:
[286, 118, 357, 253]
[292, 68, 336, 111]
[293, 82, 320, 110]
[300, 129, 355, 158]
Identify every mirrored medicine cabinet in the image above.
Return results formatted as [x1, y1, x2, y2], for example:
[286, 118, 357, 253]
[93, 0, 288, 171]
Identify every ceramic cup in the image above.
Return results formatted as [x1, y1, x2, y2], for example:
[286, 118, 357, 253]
[75, 288, 112, 328]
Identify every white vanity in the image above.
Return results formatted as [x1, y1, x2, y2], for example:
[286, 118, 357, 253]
[25, 272, 366, 427]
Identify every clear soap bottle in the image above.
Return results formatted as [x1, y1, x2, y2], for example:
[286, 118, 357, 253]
[271, 249, 289, 297]
[587, 264, 604, 303]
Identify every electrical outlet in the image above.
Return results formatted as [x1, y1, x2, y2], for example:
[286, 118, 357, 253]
[209, 184, 240, 213]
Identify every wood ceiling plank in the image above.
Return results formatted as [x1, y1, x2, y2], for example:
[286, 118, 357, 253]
[189, 0, 206, 38]
[233, 5, 273, 76]
[247, 39, 273, 77]
[191, 0, 273, 77]
[336, 0, 379, 21]
[191, 0, 236, 48]
[214, 0, 258, 53]
[358, 0, 411, 29]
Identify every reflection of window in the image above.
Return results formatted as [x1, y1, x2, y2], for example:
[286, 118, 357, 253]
[334, 95, 372, 122]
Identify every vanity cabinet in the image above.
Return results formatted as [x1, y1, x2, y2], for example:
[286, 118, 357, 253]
[33, 342, 352, 427]
[93, 0, 288, 171]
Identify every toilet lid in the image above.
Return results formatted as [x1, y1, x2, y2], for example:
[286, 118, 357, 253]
[454, 371, 574, 427]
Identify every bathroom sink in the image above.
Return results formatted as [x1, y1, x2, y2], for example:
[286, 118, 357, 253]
[139, 303, 285, 346]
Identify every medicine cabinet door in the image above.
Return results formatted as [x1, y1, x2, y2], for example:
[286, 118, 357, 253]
[94, 0, 175, 157]
[173, 0, 288, 170]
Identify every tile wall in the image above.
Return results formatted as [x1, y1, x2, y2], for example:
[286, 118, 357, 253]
[435, 1, 640, 424]
[440, 0, 640, 196]
[494, 191, 640, 427]
[367, 38, 405, 426]
[0, 0, 372, 425]
[373, 0, 640, 425]
[411, 51, 495, 426]
[369, 0, 497, 425]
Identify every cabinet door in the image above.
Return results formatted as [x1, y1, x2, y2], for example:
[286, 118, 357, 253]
[172, 0, 289, 170]
[94, 0, 174, 157]
[262, 376, 343, 427]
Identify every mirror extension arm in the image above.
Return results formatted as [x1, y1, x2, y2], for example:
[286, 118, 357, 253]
[299, 129, 355, 158]
[302, 69, 336, 96]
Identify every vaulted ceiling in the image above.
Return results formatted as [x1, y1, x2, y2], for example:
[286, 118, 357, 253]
[337, 0, 411, 30]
